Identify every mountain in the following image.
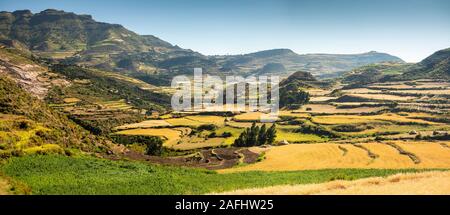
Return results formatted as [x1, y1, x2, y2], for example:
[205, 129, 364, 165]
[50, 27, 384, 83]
[0, 9, 404, 84]
[0, 9, 200, 72]
[214, 49, 404, 78]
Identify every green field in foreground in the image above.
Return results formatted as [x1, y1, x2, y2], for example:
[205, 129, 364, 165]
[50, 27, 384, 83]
[0, 155, 432, 195]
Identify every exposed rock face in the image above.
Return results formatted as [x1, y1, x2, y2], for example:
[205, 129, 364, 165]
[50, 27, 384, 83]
[0, 48, 69, 99]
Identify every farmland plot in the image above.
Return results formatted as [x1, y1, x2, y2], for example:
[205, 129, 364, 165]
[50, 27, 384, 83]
[220, 141, 450, 173]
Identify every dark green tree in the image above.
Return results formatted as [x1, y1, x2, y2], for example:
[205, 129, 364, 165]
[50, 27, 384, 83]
[266, 124, 277, 145]
[257, 124, 267, 145]
[247, 122, 259, 146]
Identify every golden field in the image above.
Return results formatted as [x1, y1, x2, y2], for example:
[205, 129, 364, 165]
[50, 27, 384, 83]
[217, 171, 450, 195]
[294, 104, 386, 114]
[219, 141, 450, 173]
[311, 113, 439, 125]
[116, 128, 183, 147]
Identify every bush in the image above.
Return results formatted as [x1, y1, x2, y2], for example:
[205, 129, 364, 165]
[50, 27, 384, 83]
[197, 124, 217, 131]
[208, 132, 217, 138]
[222, 132, 232, 138]
[110, 134, 164, 155]
[296, 124, 339, 138]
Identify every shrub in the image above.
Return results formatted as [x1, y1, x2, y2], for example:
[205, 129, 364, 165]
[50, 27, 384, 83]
[197, 124, 218, 131]
[222, 132, 232, 138]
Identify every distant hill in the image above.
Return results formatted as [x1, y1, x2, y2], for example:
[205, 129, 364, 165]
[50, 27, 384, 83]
[342, 47, 450, 86]
[214, 49, 404, 78]
[0, 9, 404, 84]
[399, 48, 450, 80]
[342, 62, 412, 85]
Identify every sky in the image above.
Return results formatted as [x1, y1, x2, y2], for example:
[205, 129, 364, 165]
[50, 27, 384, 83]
[1, 0, 450, 62]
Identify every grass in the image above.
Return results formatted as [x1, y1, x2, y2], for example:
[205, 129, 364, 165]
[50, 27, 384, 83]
[275, 129, 326, 143]
[0, 155, 431, 195]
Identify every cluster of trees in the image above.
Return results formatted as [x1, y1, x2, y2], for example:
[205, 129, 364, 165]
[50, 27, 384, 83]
[110, 134, 164, 155]
[279, 81, 310, 109]
[234, 123, 277, 147]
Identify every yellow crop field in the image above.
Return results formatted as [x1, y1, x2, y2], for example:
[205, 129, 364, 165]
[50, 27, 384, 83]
[341, 88, 383, 94]
[116, 128, 182, 147]
[217, 171, 450, 195]
[347, 93, 416, 101]
[165, 118, 204, 127]
[115, 120, 171, 130]
[312, 116, 379, 125]
[220, 141, 450, 173]
[278, 111, 310, 118]
[394, 89, 450, 95]
[312, 113, 438, 125]
[63, 97, 81, 103]
[306, 89, 332, 96]
[233, 112, 279, 122]
[294, 104, 385, 114]
[220, 144, 370, 172]
[309, 97, 337, 102]
[185, 115, 226, 126]
[396, 141, 450, 168]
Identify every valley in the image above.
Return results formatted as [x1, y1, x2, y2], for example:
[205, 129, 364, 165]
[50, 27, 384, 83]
[0, 9, 449, 195]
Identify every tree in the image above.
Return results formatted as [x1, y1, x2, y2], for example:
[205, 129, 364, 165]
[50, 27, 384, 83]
[247, 122, 259, 146]
[266, 124, 277, 145]
[257, 124, 267, 146]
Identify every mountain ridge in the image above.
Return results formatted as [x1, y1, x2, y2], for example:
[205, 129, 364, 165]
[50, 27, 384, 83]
[1, 9, 405, 82]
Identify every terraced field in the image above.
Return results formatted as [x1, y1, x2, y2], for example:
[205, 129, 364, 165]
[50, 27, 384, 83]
[116, 128, 183, 147]
[220, 141, 450, 173]
[218, 171, 450, 195]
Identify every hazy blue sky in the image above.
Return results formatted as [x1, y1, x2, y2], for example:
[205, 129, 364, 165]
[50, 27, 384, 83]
[1, 0, 450, 62]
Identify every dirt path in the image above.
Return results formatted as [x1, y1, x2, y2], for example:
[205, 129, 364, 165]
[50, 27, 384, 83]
[216, 171, 450, 195]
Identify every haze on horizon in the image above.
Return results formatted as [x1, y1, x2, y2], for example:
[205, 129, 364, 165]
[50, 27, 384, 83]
[2, 0, 450, 63]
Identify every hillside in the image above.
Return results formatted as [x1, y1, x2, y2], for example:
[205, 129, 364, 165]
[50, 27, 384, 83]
[0, 75, 113, 157]
[342, 62, 412, 85]
[399, 48, 450, 80]
[0, 9, 404, 83]
[215, 49, 404, 78]
[0, 47, 69, 98]
[342, 47, 450, 86]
